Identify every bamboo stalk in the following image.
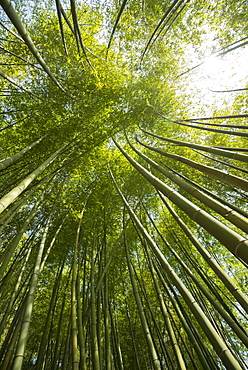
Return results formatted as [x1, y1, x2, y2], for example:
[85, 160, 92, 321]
[110, 167, 243, 370]
[0, 0, 67, 92]
[0, 143, 68, 214]
[130, 139, 248, 234]
[113, 139, 248, 264]
[12, 211, 52, 370]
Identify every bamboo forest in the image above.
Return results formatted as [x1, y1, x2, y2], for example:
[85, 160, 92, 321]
[0, 0, 248, 369]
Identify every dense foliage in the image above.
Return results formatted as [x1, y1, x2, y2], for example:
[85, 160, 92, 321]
[0, 0, 248, 369]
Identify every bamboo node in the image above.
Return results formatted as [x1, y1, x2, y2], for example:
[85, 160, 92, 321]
[223, 209, 233, 217]
[166, 189, 175, 200]
[0, 202, 6, 211]
[233, 239, 248, 257]
[219, 348, 229, 358]
[192, 209, 201, 221]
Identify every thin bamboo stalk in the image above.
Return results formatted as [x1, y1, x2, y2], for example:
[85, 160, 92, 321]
[124, 298, 141, 370]
[141, 0, 182, 61]
[0, 301, 26, 370]
[55, 0, 68, 55]
[157, 228, 248, 347]
[12, 211, 52, 370]
[51, 271, 71, 369]
[137, 139, 248, 191]
[35, 263, 64, 369]
[109, 302, 124, 370]
[160, 195, 248, 314]
[91, 255, 100, 370]
[130, 140, 248, 233]
[123, 218, 161, 370]
[144, 242, 187, 369]
[0, 245, 32, 338]
[158, 270, 219, 370]
[139, 128, 248, 159]
[110, 167, 243, 370]
[106, 0, 128, 57]
[0, 135, 46, 171]
[103, 222, 112, 370]
[0, 0, 67, 92]
[113, 140, 248, 264]
[76, 259, 87, 370]
[71, 246, 79, 370]
[0, 197, 41, 279]
[0, 143, 68, 214]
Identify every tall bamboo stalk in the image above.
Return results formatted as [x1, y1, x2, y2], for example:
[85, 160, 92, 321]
[139, 128, 248, 161]
[35, 262, 64, 369]
[137, 139, 248, 191]
[0, 245, 32, 338]
[91, 254, 101, 370]
[51, 271, 71, 369]
[160, 194, 248, 314]
[0, 143, 68, 214]
[154, 224, 248, 347]
[144, 242, 187, 369]
[110, 167, 243, 370]
[0, 135, 46, 171]
[130, 139, 248, 233]
[113, 140, 248, 264]
[71, 246, 79, 370]
[109, 301, 124, 370]
[0, 0, 67, 92]
[76, 259, 87, 370]
[0, 197, 41, 279]
[0, 299, 26, 370]
[123, 216, 161, 370]
[12, 210, 52, 370]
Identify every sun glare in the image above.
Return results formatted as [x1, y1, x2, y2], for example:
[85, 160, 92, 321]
[200, 55, 225, 88]
[177, 31, 248, 115]
[199, 51, 247, 91]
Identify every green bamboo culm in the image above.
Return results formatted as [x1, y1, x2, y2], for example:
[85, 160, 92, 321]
[12, 214, 52, 370]
[0, 0, 67, 92]
[0, 143, 68, 214]
[113, 139, 248, 265]
[109, 166, 243, 370]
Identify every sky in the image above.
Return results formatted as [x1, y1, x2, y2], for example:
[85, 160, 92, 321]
[176, 34, 248, 117]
